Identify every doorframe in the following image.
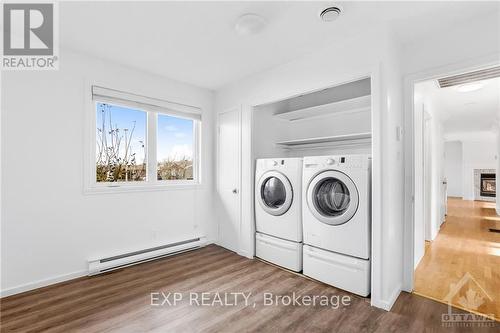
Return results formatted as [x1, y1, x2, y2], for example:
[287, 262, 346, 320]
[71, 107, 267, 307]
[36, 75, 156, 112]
[402, 54, 500, 292]
[216, 106, 242, 253]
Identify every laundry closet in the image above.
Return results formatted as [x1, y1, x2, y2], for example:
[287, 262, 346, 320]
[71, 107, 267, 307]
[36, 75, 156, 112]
[252, 77, 373, 297]
[253, 77, 371, 159]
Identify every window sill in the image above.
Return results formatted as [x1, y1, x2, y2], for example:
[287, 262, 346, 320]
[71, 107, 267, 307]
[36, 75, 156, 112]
[84, 182, 203, 195]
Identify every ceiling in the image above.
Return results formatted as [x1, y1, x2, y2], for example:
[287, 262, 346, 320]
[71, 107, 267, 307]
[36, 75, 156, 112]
[60, 1, 499, 89]
[415, 76, 500, 136]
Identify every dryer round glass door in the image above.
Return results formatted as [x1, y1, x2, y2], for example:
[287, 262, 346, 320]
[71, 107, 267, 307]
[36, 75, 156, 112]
[307, 170, 359, 225]
[257, 171, 293, 216]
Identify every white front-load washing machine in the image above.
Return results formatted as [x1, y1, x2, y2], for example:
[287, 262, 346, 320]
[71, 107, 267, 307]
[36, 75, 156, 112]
[302, 154, 371, 296]
[255, 158, 302, 271]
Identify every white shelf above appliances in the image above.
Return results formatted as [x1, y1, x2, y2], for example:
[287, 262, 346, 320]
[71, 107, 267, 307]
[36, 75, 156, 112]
[274, 95, 370, 122]
[276, 132, 372, 150]
[253, 77, 372, 152]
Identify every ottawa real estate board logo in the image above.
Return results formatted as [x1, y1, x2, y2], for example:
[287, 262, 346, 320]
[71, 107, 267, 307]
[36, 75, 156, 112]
[2, 2, 58, 70]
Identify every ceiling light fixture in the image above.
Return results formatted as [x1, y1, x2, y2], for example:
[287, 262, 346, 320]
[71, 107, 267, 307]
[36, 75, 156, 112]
[234, 14, 267, 36]
[456, 82, 484, 93]
[320, 6, 342, 22]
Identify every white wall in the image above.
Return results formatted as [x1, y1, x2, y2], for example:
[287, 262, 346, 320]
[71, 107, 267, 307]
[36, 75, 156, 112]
[461, 139, 497, 200]
[1, 49, 216, 295]
[402, 12, 500, 76]
[252, 105, 291, 159]
[215, 28, 404, 311]
[377, 32, 405, 311]
[444, 141, 463, 197]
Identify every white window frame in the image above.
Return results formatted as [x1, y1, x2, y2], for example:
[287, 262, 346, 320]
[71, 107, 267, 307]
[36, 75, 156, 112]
[84, 84, 202, 194]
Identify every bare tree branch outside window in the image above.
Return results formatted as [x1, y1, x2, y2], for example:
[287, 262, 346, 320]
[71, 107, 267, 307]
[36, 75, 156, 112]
[95, 103, 195, 183]
[96, 103, 146, 182]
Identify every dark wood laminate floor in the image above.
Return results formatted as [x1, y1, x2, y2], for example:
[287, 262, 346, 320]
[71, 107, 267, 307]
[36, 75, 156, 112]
[1, 245, 497, 332]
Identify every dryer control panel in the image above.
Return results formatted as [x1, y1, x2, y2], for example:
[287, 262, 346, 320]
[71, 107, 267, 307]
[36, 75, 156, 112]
[304, 154, 371, 169]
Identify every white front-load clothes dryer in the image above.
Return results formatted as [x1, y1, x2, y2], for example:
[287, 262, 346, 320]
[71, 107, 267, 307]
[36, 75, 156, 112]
[302, 154, 371, 296]
[255, 158, 302, 272]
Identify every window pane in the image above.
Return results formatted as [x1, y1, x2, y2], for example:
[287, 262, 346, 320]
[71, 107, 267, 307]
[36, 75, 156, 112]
[157, 114, 194, 181]
[95, 102, 147, 182]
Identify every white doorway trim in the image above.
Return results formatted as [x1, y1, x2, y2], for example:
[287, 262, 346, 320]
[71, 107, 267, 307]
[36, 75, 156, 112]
[402, 54, 500, 292]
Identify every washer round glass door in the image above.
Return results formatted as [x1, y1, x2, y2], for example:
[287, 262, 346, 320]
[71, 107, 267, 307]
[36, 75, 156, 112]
[257, 171, 293, 216]
[306, 170, 359, 225]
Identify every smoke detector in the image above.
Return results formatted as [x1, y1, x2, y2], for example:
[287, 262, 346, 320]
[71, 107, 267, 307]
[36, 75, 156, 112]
[234, 14, 267, 35]
[320, 6, 342, 22]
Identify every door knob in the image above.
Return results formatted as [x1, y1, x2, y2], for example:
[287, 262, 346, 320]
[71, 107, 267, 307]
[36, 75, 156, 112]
[232, 189, 238, 194]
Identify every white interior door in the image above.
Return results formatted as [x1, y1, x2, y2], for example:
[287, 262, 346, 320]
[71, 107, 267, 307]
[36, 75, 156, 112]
[441, 179, 447, 223]
[217, 108, 241, 253]
[413, 102, 425, 269]
[423, 111, 433, 241]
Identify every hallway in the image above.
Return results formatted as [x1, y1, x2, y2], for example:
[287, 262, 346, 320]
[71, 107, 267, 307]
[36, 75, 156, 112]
[414, 198, 500, 320]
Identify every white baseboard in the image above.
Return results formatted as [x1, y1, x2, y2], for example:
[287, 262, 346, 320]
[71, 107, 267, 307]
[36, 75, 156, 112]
[413, 252, 424, 270]
[0, 270, 87, 298]
[371, 284, 402, 311]
[237, 249, 254, 259]
[214, 241, 254, 260]
[1, 239, 216, 298]
[382, 284, 402, 310]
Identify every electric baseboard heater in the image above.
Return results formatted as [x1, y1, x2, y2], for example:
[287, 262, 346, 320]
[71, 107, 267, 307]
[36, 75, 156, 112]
[88, 237, 207, 275]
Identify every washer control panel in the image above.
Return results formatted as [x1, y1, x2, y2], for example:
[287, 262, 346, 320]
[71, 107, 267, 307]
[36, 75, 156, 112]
[257, 158, 303, 171]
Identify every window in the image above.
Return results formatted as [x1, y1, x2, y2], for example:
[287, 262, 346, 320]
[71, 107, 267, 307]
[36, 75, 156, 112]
[88, 85, 201, 191]
[96, 103, 147, 183]
[157, 113, 196, 181]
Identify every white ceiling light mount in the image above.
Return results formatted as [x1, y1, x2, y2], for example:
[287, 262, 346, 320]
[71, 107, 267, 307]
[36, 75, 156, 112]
[456, 82, 484, 93]
[234, 13, 267, 36]
[320, 6, 342, 22]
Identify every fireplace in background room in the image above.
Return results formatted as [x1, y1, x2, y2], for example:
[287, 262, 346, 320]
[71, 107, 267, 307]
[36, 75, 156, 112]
[474, 169, 496, 202]
[480, 173, 496, 197]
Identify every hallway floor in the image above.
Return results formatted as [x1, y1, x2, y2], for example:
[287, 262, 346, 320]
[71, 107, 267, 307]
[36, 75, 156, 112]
[414, 198, 500, 320]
